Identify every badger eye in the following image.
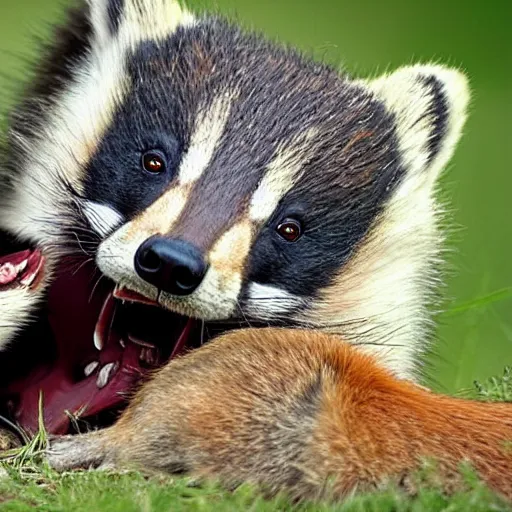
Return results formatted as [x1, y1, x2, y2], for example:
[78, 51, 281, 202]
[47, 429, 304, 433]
[276, 218, 303, 242]
[142, 151, 166, 174]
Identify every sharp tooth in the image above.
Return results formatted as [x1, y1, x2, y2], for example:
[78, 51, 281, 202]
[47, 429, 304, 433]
[19, 270, 37, 286]
[94, 331, 104, 351]
[119, 339, 126, 349]
[128, 334, 156, 349]
[96, 362, 119, 389]
[93, 292, 116, 351]
[84, 361, 99, 377]
[14, 259, 28, 274]
[19, 253, 44, 287]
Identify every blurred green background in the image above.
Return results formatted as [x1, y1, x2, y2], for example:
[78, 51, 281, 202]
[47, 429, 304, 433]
[0, 0, 510, 393]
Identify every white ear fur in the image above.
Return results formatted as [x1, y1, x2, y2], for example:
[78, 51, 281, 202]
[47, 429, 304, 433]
[86, 0, 116, 46]
[321, 66, 471, 379]
[364, 64, 470, 186]
[86, 0, 195, 46]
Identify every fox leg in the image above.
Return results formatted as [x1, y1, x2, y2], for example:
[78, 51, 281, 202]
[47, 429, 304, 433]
[47, 328, 327, 499]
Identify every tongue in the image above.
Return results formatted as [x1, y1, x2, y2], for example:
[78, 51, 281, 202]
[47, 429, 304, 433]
[10, 343, 143, 434]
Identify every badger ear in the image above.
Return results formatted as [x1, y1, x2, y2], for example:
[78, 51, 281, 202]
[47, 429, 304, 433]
[364, 64, 470, 184]
[86, 0, 195, 45]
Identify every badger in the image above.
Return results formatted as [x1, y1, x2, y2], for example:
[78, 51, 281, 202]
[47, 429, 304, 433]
[0, 0, 468, 438]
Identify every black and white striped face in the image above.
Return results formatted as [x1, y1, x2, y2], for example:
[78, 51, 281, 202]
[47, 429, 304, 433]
[0, 0, 469, 379]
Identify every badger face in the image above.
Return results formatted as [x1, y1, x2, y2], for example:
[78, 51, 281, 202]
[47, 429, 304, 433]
[0, 0, 469, 434]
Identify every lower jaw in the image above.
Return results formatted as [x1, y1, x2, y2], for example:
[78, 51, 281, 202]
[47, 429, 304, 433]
[0, 255, 207, 437]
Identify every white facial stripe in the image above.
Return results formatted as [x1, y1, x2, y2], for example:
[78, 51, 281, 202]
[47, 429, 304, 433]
[246, 282, 304, 320]
[179, 93, 236, 186]
[129, 186, 189, 235]
[82, 201, 124, 237]
[87, 0, 112, 46]
[249, 128, 318, 223]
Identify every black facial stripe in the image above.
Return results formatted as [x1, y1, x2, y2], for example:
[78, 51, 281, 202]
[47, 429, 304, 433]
[419, 75, 449, 164]
[243, 96, 405, 300]
[83, 36, 196, 219]
[107, 0, 125, 36]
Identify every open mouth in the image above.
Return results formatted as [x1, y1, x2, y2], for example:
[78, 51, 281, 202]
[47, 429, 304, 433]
[0, 247, 225, 436]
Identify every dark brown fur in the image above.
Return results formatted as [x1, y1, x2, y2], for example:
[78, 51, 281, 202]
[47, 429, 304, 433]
[47, 328, 512, 502]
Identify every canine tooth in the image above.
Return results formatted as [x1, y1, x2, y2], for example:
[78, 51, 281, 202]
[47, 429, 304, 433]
[19, 252, 44, 287]
[94, 292, 116, 351]
[93, 331, 104, 351]
[119, 339, 126, 349]
[14, 259, 28, 274]
[96, 362, 118, 389]
[84, 361, 99, 377]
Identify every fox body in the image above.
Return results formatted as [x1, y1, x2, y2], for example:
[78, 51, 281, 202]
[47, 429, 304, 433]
[0, 0, 510, 502]
[48, 328, 512, 501]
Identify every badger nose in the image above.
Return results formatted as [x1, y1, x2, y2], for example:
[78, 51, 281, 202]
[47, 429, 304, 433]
[134, 236, 208, 296]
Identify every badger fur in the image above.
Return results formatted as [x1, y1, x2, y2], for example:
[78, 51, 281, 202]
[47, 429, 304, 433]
[0, 0, 469, 434]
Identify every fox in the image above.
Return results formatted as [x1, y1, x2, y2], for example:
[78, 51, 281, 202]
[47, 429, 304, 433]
[0, 0, 510, 502]
[47, 328, 512, 501]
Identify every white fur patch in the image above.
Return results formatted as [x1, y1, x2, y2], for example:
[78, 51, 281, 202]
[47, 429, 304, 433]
[246, 283, 304, 320]
[0, 287, 46, 350]
[83, 201, 124, 237]
[365, 64, 470, 185]
[97, 226, 160, 303]
[1, 0, 196, 247]
[249, 129, 318, 223]
[120, 0, 196, 44]
[179, 93, 236, 186]
[0, 30, 129, 245]
[159, 264, 241, 320]
[307, 64, 471, 380]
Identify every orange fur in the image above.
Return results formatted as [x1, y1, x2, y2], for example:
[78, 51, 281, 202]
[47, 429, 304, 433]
[47, 328, 512, 501]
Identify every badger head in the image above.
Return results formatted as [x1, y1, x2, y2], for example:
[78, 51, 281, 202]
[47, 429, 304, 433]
[0, 0, 469, 434]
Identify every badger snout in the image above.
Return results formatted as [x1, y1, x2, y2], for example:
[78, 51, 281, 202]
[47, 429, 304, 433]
[134, 236, 208, 296]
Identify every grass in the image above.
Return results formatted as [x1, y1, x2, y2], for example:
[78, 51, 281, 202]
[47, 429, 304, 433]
[0, 374, 510, 512]
[0, 467, 509, 512]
